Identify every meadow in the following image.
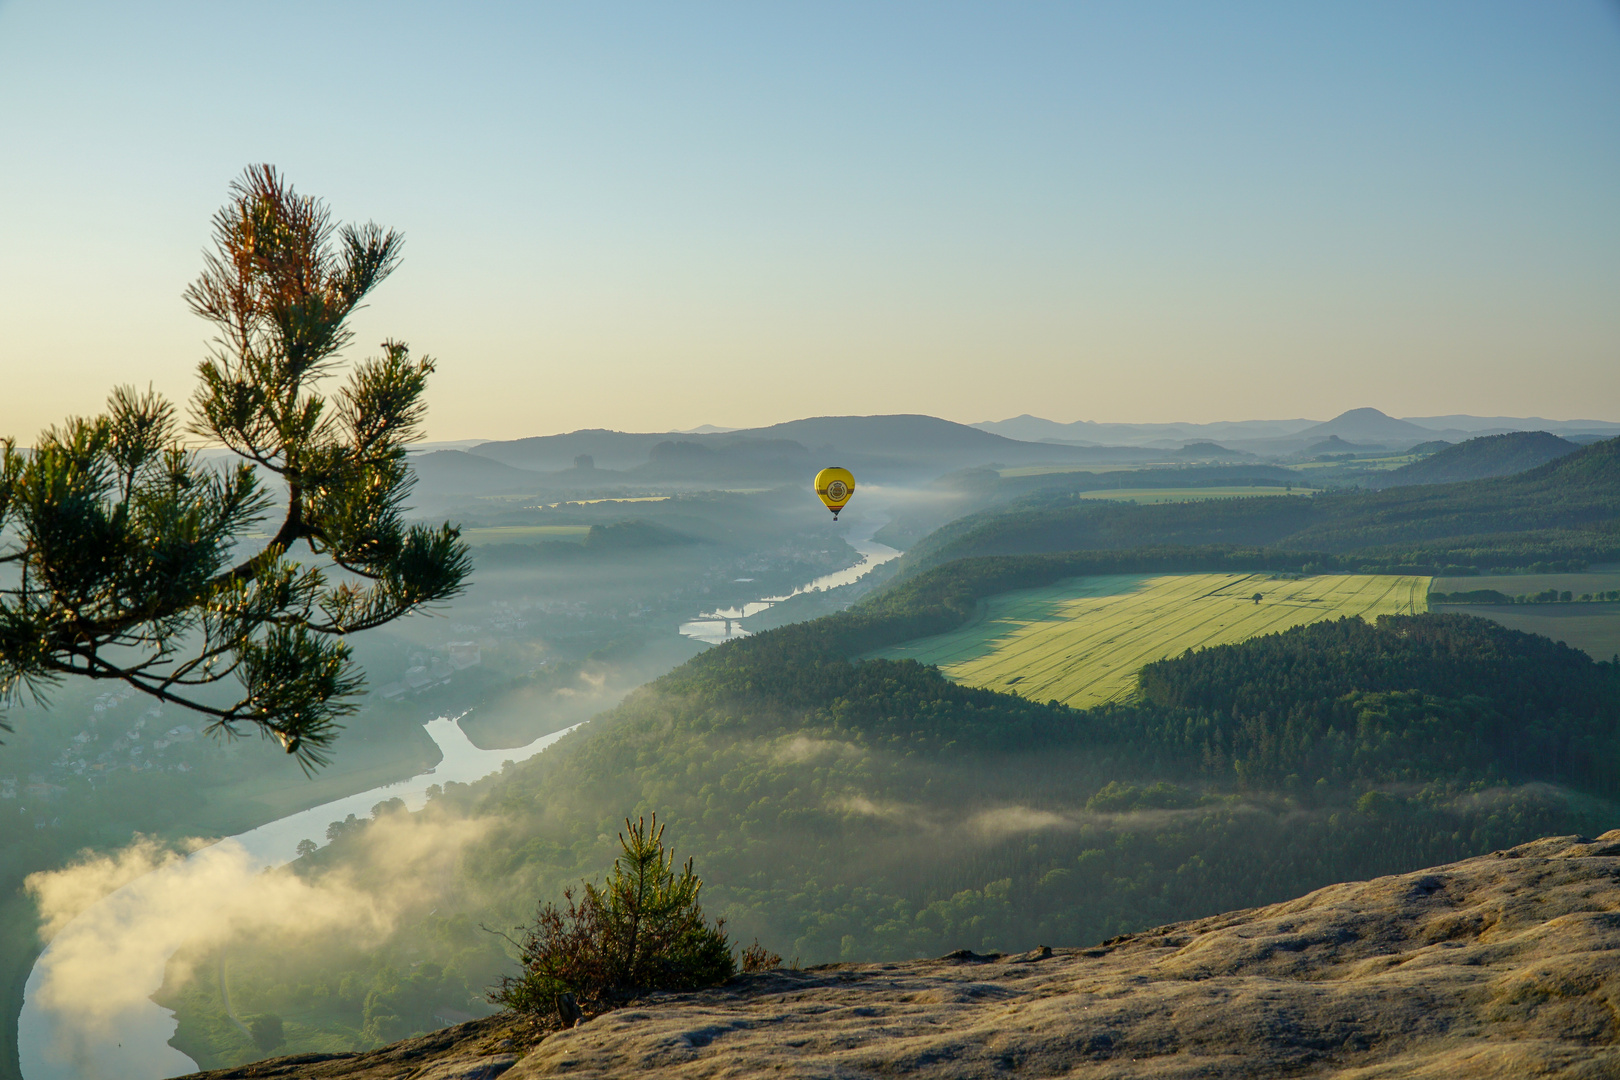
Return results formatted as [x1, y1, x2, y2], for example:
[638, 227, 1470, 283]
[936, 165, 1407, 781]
[1432, 570, 1620, 598]
[875, 572, 1429, 707]
[532, 496, 675, 509]
[995, 463, 1152, 477]
[1289, 453, 1419, 472]
[460, 525, 591, 545]
[1068, 486, 1316, 504]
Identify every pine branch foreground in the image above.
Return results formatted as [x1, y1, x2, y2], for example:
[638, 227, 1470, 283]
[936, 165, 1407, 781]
[0, 165, 471, 769]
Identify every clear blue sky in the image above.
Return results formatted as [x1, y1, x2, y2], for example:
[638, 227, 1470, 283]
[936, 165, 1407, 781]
[1, 1, 1616, 439]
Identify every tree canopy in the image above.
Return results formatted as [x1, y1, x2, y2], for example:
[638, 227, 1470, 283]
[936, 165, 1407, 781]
[0, 165, 470, 768]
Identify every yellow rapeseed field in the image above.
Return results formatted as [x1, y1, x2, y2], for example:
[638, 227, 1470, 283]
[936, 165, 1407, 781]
[875, 573, 1430, 708]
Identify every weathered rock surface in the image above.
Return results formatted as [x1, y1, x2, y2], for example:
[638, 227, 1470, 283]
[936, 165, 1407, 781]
[168, 1014, 529, 1080]
[178, 832, 1620, 1079]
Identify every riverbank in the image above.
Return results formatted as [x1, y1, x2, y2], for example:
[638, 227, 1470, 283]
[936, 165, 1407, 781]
[679, 512, 899, 644]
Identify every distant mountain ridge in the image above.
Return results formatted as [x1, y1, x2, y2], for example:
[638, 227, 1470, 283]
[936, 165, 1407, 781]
[1290, 407, 1435, 444]
[408, 449, 543, 490]
[401, 412, 1620, 508]
[975, 409, 1620, 450]
[976, 414, 1318, 447]
[467, 414, 1163, 480]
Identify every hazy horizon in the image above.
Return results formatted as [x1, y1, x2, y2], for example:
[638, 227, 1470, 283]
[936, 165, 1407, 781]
[406, 406, 1620, 447]
[1, 1, 1616, 440]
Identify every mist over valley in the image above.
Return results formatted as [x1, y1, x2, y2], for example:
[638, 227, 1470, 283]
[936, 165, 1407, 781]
[9, 402, 1620, 1076]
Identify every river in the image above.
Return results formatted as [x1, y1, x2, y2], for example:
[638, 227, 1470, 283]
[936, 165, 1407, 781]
[17, 510, 900, 1079]
[679, 515, 900, 644]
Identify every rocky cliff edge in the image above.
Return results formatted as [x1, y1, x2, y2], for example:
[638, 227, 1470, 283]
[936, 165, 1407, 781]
[175, 831, 1620, 1079]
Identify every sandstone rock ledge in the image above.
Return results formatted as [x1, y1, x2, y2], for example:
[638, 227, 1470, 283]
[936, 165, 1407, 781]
[179, 832, 1620, 1080]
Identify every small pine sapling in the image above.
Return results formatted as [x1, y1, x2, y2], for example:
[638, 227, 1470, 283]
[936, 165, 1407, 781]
[491, 815, 761, 1026]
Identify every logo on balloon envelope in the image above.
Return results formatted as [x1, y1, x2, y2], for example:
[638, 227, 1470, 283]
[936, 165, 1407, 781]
[814, 467, 856, 518]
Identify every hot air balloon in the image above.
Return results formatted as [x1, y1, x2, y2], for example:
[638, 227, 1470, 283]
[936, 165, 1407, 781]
[814, 466, 855, 519]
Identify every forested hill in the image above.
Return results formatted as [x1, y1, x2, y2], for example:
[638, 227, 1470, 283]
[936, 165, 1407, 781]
[899, 435, 1620, 573]
[209, 544, 1620, 1043]
[1134, 615, 1620, 793]
[466, 414, 1159, 478]
[422, 604, 1620, 969]
[1375, 430, 1579, 487]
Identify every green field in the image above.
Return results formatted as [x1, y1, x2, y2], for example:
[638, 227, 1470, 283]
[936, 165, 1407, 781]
[995, 463, 1150, 477]
[1433, 570, 1620, 598]
[984, 476, 1316, 501]
[533, 495, 674, 509]
[875, 573, 1429, 707]
[461, 525, 591, 545]
[1071, 486, 1315, 504]
[1288, 453, 1419, 472]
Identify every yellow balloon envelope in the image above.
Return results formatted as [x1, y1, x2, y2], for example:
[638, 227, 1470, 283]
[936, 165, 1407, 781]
[814, 466, 855, 519]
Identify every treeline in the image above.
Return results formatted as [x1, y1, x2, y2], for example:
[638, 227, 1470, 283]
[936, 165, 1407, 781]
[1431, 588, 1620, 604]
[665, 609, 1620, 798]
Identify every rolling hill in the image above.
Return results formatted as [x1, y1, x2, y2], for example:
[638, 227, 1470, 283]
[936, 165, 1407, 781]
[1172, 441, 1254, 460]
[468, 415, 1160, 482]
[899, 435, 1620, 572]
[1298, 435, 1384, 456]
[1288, 406, 1435, 446]
[735, 414, 1154, 468]
[976, 411, 1620, 451]
[467, 429, 682, 471]
[1377, 431, 1582, 487]
[407, 449, 543, 493]
[174, 573, 1620, 1066]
